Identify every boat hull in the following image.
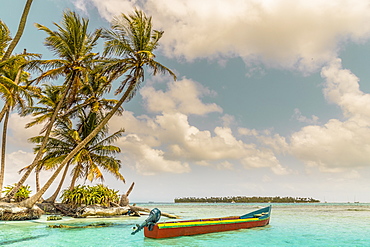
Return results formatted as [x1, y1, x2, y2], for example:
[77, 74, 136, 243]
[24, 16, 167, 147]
[144, 206, 271, 239]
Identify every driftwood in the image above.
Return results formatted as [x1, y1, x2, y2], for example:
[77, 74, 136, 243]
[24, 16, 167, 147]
[160, 212, 179, 219]
[110, 201, 120, 207]
[128, 204, 179, 219]
[119, 182, 135, 207]
[117, 183, 180, 219]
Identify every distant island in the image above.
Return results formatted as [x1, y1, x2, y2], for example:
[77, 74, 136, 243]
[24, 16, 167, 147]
[174, 196, 320, 203]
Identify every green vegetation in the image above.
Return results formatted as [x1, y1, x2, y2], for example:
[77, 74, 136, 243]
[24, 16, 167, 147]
[3, 184, 32, 202]
[61, 184, 119, 208]
[47, 215, 62, 221]
[174, 196, 320, 203]
[48, 222, 114, 228]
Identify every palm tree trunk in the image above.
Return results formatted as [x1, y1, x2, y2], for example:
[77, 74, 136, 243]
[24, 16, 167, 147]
[20, 83, 135, 208]
[0, 105, 8, 123]
[0, 56, 25, 199]
[69, 166, 80, 191]
[0, 110, 9, 197]
[1, 0, 34, 61]
[35, 168, 40, 192]
[45, 162, 70, 203]
[6, 80, 73, 200]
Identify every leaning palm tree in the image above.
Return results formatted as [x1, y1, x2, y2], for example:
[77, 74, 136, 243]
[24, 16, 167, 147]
[19, 69, 121, 197]
[6, 10, 101, 200]
[1, 0, 34, 61]
[20, 9, 176, 208]
[20, 84, 68, 192]
[30, 111, 125, 203]
[0, 54, 39, 196]
[22, 84, 68, 132]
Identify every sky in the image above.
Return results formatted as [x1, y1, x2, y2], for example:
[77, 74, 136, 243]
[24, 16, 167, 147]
[1, 0, 370, 203]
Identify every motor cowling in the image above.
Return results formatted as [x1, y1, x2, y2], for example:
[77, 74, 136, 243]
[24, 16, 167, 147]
[131, 208, 161, 235]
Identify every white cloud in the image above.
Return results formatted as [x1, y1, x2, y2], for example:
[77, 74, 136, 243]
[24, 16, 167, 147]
[81, 0, 370, 73]
[4, 150, 34, 183]
[7, 113, 43, 149]
[292, 108, 319, 124]
[118, 135, 191, 175]
[322, 59, 370, 121]
[220, 114, 235, 127]
[290, 119, 370, 171]
[290, 59, 370, 171]
[110, 78, 288, 175]
[216, 161, 234, 170]
[141, 77, 222, 115]
[73, 0, 139, 18]
[3, 150, 70, 197]
[115, 112, 288, 175]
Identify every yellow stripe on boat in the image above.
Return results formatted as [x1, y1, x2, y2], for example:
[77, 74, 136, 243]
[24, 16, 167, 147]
[158, 217, 266, 229]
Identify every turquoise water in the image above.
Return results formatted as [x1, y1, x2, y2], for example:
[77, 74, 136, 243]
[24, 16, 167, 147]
[1, 203, 370, 246]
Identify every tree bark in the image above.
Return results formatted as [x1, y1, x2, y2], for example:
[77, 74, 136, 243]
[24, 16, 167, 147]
[69, 164, 80, 191]
[45, 162, 70, 203]
[128, 205, 179, 219]
[0, 105, 8, 123]
[1, 0, 34, 61]
[120, 182, 135, 206]
[125, 182, 135, 197]
[0, 110, 9, 196]
[35, 168, 40, 192]
[0, 52, 25, 199]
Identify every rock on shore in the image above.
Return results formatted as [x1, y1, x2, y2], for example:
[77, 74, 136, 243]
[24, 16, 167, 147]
[0, 202, 44, 221]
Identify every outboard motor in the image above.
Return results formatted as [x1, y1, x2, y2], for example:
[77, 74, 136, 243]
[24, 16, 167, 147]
[131, 208, 161, 235]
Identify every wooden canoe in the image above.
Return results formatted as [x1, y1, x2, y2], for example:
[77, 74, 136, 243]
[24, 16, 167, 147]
[144, 205, 271, 239]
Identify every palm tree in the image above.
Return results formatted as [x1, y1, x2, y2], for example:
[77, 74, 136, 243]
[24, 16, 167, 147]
[18, 66, 121, 198]
[77, 68, 120, 116]
[0, 20, 12, 124]
[29, 111, 125, 203]
[0, 20, 41, 197]
[22, 84, 68, 131]
[0, 20, 11, 59]
[1, 0, 34, 61]
[6, 10, 101, 200]
[20, 9, 176, 208]
[0, 54, 39, 196]
[19, 84, 67, 192]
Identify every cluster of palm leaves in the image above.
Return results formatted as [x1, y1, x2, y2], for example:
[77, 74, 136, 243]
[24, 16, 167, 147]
[0, 5, 176, 208]
[3, 183, 32, 202]
[61, 184, 119, 208]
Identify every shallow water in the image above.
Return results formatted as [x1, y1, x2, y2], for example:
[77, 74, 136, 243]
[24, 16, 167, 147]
[1, 203, 370, 246]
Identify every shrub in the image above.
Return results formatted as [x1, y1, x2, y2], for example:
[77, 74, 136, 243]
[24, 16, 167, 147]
[3, 184, 32, 202]
[61, 184, 119, 208]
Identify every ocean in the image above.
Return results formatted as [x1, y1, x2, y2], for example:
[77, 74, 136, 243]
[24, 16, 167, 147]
[1, 203, 370, 246]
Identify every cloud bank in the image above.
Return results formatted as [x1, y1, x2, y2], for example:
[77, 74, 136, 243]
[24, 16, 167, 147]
[6, 0, 370, 181]
[75, 0, 370, 73]
[6, 61, 370, 178]
[110, 58, 370, 175]
[290, 59, 370, 172]
[110, 77, 289, 175]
